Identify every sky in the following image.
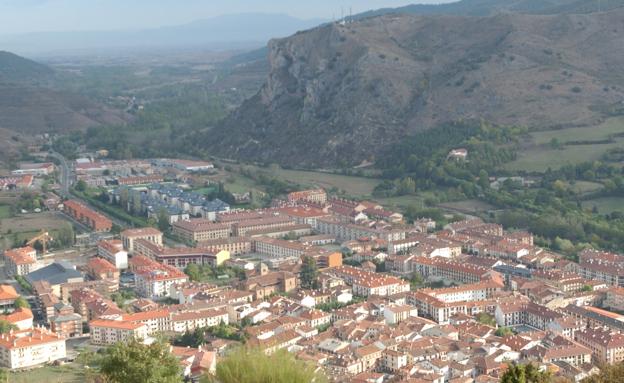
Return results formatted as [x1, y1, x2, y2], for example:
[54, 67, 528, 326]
[0, 0, 457, 35]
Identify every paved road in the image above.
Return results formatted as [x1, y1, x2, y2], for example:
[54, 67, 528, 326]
[49, 151, 71, 198]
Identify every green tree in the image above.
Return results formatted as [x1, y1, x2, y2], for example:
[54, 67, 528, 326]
[500, 363, 552, 383]
[476, 312, 496, 327]
[14, 296, 30, 309]
[75, 180, 87, 192]
[184, 263, 201, 282]
[0, 368, 7, 383]
[157, 208, 170, 232]
[174, 327, 207, 348]
[56, 223, 75, 247]
[549, 138, 562, 150]
[408, 272, 424, 289]
[202, 348, 327, 383]
[495, 327, 514, 337]
[396, 177, 417, 196]
[478, 169, 490, 190]
[581, 285, 593, 292]
[98, 339, 181, 383]
[581, 361, 624, 383]
[0, 320, 17, 334]
[300, 256, 319, 289]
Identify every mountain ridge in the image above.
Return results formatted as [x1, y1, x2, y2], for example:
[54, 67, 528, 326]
[356, 0, 624, 18]
[0, 13, 327, 55]
[202, 9, 624, 167]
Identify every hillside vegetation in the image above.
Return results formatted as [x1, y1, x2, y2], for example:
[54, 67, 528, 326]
[204, 10, 624, 167]
[357, 0, 624, 18]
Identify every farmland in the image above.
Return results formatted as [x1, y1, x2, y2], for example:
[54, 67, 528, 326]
[504, 117, 624, 172]
[531, 117, 624, 145]
[504, 141, 623, 172]
[582, 197, 624, 214]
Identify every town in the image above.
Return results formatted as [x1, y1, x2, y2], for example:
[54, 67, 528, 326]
[0, 151, 623, 383]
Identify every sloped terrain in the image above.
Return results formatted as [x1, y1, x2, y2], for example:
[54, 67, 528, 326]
[204, 10, 624, 167]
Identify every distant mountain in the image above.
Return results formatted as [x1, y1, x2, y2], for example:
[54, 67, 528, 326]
[0, 14, 327, 55]
[0, 52, 127, 147]
[0, 51, 53, 84]
[203, 9, 624, 167]
[355, 0, 624, 18]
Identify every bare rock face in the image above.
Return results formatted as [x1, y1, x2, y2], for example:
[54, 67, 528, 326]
[206, 10, 624, 167]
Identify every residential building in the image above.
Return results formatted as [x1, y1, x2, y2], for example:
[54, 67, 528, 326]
[384, 305, 418, 325]
[575, 327, 624, 364]
[50, 304, 82, 338]
[577, 249, 624, 287]
[196, 237, 252, 256]
[130, 256, 188, 299]
[3, 246, 38, 276]
[86, 257, 119, 283]
[233, 216, 296, 237]
[287, 189, 327, 204]
[97, 239, 128, 269]
[170, 308, 229, 333]
[63, 200, 112, 232]
[0, 328, 66, 369]
[241, 271, 297, 300]
[89, 319, 149, 345]
[120, 227, 163, 254]
[134, 239, 229, 268]
[172, 220, 230, 243]
[253, 237, 307, 258]
[495, 300, 563, 330]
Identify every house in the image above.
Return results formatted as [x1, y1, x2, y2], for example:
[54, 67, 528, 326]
[447, 149, 468, 161]
[0, 308, 33, 330]
[0, 285, 19, 311]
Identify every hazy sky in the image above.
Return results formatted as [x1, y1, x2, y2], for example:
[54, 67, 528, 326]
[0, 0, 457, 35]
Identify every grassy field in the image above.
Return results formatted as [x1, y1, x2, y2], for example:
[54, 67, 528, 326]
[253, 167, 381, 198]
[582, 197, 624, 214]
[531, 117, 624, 145]
[438, 200, 497, 214]
[505, 117, 624, 172]
[0, 212, 73, 250]
[569, 181, 604, 195]
[376, 195, 427, 209]
[0, 204, 11, 219]
[0, 212, 69, 234]
[11, 364, 86, 383]
[504, 140, 623, 172]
